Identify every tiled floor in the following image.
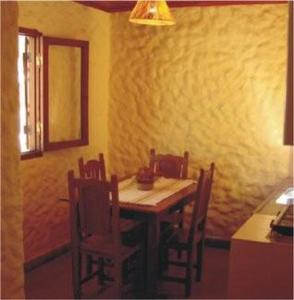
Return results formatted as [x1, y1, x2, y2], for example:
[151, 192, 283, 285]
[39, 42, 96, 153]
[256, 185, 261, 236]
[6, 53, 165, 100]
[25, 247, 230, 299]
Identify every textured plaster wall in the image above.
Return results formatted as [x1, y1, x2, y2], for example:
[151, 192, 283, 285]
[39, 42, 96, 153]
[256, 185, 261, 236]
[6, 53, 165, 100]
[109, 4, 291, 238]
[1, 2, 25, 298]
[18, 1, 110, 262]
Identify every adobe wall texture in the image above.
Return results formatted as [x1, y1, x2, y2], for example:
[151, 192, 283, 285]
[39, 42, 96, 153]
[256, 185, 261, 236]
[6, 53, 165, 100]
[18, 1, 110, 262]
[15, 3, 292, 264]
[109, 4, 291, 238]
[1, 2, 25, 298]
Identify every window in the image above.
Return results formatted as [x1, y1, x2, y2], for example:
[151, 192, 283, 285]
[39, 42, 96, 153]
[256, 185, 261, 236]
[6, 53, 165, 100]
[18, 28, 42, 159]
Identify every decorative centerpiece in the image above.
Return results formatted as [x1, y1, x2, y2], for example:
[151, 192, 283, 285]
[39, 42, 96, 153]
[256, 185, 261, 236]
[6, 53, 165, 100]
[136, 167, 154, 191]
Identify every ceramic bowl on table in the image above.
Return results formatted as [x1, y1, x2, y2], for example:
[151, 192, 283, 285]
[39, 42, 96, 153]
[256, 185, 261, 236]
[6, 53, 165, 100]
[137, 181, 154, 191]
[136, 166, 154, 191]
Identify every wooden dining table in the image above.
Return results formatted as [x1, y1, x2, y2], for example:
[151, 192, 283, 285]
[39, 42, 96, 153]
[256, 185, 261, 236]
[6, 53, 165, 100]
[118, 176, 197, 298]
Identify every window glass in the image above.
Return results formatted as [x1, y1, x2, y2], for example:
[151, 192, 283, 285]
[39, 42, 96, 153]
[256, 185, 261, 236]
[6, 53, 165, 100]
[18, 29, 41, 157]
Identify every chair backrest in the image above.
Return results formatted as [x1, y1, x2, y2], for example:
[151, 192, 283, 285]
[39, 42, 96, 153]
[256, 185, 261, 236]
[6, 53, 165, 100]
[78, 153, 106, 181]
[188, 163, 215, 246]
[149, 149, 189, 179]
[68, 170, 120, 247]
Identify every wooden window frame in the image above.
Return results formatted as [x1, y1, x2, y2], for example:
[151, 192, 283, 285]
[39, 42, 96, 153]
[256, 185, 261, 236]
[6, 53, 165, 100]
[18, 27, 43, 160]
[43, 36, 89, 151]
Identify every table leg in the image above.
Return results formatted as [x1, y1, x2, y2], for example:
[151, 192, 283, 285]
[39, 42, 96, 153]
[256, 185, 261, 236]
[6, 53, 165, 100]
[146, 213, 160, 298]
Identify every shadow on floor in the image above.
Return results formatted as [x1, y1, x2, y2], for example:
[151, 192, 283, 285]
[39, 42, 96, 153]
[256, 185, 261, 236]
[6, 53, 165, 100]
[25, 247, 230, 299]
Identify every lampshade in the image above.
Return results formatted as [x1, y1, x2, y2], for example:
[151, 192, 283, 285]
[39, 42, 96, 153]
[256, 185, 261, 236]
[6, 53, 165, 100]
[129, 0, 175, 26]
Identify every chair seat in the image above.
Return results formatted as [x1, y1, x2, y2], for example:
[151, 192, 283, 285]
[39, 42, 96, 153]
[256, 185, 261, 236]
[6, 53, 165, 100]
[159, 164, 215, 298]
[70, 163, 146, 298]
[120, 218, 144, 232]
[160, 212, 183, 240]
[81, 235, 140, 261]
[166, 228, 202, 250]
[121, 218, 145, 247]
[160, 212, 183, 224]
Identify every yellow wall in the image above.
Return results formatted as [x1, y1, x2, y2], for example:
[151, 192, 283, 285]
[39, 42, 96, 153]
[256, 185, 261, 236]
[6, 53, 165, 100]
[1, 2, 25, 298]
[109, 4, 291, 238]
[18, 1, 110, 262]
[49, 46, 81, 142]
[16, 2, 291, 262]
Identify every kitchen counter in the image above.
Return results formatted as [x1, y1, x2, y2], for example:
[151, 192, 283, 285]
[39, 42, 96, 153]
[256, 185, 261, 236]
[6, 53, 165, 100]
[254, 178, 293, 215]
[228, 178, 293, 299]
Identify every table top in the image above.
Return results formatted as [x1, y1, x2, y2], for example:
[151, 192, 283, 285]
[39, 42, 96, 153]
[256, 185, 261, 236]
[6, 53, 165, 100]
[118, 176, 197, 214]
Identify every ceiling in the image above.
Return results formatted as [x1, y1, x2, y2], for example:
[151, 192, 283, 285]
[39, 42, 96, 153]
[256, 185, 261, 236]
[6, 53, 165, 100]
[76, 1, 286, 13]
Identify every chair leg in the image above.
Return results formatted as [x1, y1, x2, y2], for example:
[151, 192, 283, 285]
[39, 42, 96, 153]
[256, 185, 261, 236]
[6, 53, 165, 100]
[113, 259, 123, 298]
[159, 244, 167, 274]
[97, 257, 105, 285]
[184, 250, 193, 298]
[159, 244, 163, 274]
[86, 254, 93, 275]
[139, 248, 146, 292]
[161, 245, 169, 273]
[177, 207, 184, 259]
[134, 249, 145, 297]
[196, 240, 204, 282]
[178, 207, 184, 230]
[72, 249, 81, 299]
[185, 265, 192, 298]
[177, 247, 182, 259]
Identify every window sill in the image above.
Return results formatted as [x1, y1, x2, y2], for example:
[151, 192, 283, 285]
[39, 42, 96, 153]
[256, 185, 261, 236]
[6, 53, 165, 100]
[21, 151, 43, 160]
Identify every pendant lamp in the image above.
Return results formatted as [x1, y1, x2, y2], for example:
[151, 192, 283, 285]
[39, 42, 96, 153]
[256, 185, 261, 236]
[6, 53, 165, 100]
[129, 0, 175, 26]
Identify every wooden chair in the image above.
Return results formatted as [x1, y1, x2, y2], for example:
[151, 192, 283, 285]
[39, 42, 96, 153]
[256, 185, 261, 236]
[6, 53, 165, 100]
[79, 154, 108, 275]
[78, 154, 145, 235]
[160, 163, 215, 297]
[150, 149, 189, 250]
[78, 153, 106, 181]
[78, 154, 145, 280]
[68, 171, 144, 298]
[149, 148, 189, 179]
